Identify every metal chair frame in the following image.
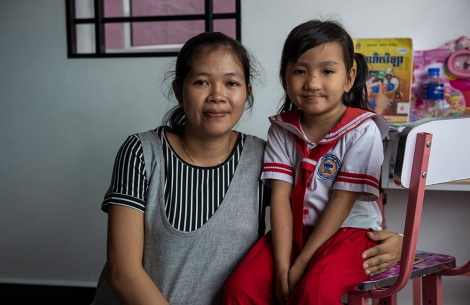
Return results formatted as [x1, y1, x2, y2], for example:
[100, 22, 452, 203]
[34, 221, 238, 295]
[347, 116, 470, 305]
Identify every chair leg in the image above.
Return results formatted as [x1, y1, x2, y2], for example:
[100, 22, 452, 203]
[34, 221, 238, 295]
[422, 274, 442, 305]
[347, 295, 397, 305]
[347, 294, 368, 305]
[413, 278, 421, 305]
[377, 191, 386, 230]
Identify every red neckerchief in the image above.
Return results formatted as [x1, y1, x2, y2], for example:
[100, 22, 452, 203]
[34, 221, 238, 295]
[270, 107, 386, 256]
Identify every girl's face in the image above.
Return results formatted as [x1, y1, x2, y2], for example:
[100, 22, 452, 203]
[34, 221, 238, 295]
[283, 42, 355, 118]
[174, 47, 251, 138]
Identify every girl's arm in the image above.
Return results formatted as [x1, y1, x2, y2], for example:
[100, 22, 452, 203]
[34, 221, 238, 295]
[288, 189, 359, 290]
[107, 205, 169, 305]
[270, 179, 294, 304]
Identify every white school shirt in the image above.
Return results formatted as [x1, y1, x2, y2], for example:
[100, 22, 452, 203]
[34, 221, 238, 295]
[261, 108, 389, 231]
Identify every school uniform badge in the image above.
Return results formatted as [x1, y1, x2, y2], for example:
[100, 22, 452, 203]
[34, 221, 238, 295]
[317, 154, 341, 180]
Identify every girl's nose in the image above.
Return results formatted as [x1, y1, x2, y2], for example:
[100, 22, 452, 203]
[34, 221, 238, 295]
[304, 74, 321, 90]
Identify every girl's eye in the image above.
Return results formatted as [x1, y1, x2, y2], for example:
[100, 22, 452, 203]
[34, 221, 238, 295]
[293, 69, 306, 75]
[323, 69, 334, 75]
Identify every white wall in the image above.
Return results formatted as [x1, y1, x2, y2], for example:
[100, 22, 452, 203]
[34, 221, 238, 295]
[1, 0, 469, 304]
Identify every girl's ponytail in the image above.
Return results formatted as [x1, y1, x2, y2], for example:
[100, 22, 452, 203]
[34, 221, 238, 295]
[342, 53, 373, 111]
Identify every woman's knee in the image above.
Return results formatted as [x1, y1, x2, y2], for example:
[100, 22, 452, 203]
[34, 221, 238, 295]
[223, 269, 274, 304]
[223, 270, 250, 298]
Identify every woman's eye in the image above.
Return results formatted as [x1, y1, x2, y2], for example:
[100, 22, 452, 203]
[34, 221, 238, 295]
[194, 80, 208, 85]
[227, 81, 240, 87]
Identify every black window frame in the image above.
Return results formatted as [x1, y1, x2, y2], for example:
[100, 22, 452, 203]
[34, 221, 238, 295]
[65, 0, 241, 58]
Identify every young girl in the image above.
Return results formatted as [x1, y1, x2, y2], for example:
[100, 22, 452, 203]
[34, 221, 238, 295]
[223, 20, 389, 305]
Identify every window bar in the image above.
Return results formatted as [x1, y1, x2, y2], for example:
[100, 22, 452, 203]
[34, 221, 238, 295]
[94, 0, 105, 54]
[65, 0, 77, 56]
[204, 0, 213, 32]
[101, 14, 209, 23]
[128, 0, 135, 49]
[235, 0, 241, 41]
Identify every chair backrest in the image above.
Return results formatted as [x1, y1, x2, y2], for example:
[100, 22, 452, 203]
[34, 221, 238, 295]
[394, 116, 470, 188]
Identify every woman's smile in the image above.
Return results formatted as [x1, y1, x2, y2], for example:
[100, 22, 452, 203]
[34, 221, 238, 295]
[203, 109, 228, 117]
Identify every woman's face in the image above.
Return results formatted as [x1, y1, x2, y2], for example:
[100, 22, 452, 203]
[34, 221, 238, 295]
[175, 47, 251, 138]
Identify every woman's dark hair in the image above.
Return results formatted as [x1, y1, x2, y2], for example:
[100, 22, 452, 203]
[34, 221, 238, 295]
[162, 32, 258, 134]
[278, 19, 372, 113]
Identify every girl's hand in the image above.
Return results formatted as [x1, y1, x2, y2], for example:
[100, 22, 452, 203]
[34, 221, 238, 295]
[361, 231, 403, 276]
[275, 270, 289, 305]
[287, 261, 306, 295]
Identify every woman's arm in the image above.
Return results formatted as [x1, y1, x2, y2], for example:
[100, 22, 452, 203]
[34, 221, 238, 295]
[288, 190, 359, 290]
[107, 205, 169, 305]
[361, 231, 403, 276]
[270, 180, 294, 304]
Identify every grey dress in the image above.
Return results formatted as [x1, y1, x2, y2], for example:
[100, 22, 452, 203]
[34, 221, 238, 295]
[92, 130, 266, 305]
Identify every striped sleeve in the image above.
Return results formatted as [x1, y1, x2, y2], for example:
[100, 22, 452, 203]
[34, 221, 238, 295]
[260, 123, 295, 185]
[334, 120, 383, 201]
[101, 135, 147, 213]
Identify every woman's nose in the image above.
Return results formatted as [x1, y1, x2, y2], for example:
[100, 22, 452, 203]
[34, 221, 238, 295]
[208, 84, 226, 102]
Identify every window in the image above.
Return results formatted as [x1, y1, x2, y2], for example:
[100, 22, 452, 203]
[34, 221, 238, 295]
[65, 0, 241, 58]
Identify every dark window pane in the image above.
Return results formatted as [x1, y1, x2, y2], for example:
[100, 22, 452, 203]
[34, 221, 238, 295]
[132, 21, 205, 46]
[214, 19, 235, 40]
[214, 0, 235, 13]
[132, 0, 204, 16]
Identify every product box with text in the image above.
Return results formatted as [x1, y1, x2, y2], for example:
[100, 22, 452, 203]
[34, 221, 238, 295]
[353, 38, 413, 123]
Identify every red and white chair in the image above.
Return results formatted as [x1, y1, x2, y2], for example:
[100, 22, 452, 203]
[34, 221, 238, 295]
[347, 116, 470, 305]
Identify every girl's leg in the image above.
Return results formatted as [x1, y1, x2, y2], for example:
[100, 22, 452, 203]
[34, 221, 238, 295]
[222, 231, 276, 305]
[287, 228, 376, 305]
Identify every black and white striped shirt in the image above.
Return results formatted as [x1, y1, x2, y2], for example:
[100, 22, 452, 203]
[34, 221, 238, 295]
[102, 127, 269, 233]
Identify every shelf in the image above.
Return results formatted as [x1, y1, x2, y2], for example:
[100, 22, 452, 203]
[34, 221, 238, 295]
[384, 179, 470, 192]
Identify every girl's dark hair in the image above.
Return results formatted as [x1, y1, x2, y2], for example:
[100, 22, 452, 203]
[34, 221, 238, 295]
[278, 19, 372, 113]
[162, 32, 258, 134]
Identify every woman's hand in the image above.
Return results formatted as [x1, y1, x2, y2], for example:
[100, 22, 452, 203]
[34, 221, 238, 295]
[361, 231, 403, 276]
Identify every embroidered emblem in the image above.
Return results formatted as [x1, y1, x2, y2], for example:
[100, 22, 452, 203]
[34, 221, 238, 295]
[317, 154, 341, 180]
